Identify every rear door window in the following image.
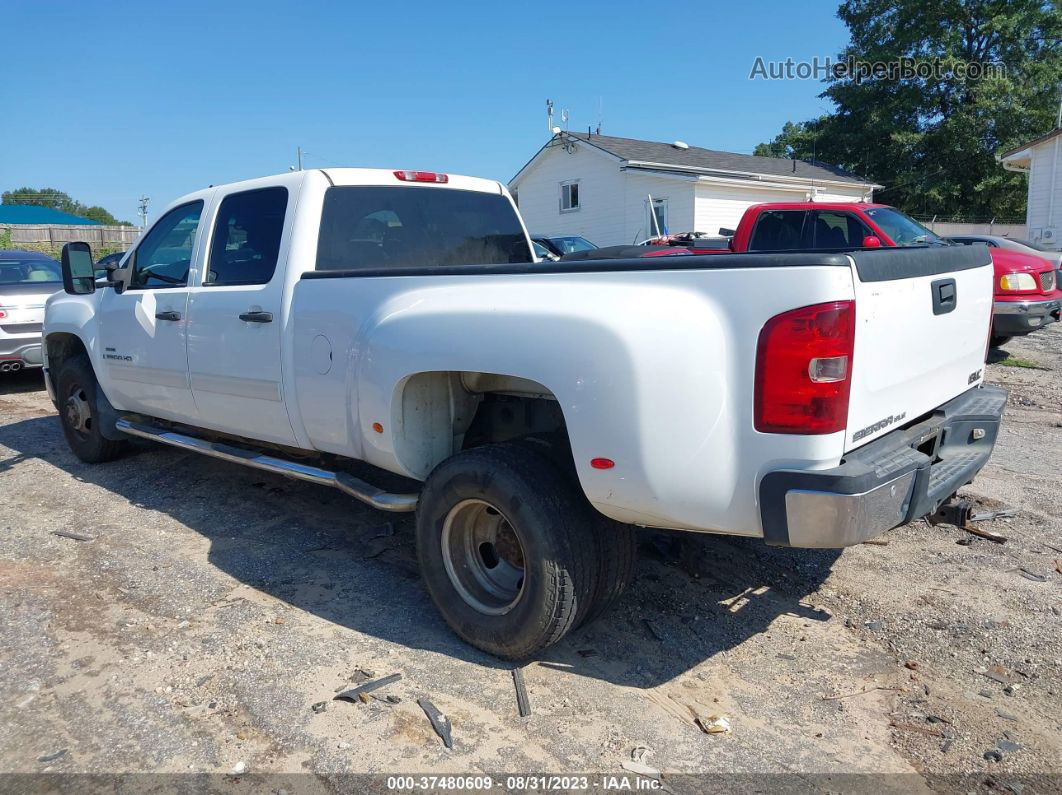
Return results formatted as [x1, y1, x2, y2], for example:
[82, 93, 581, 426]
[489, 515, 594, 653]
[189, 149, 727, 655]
[748, 210, 808, 251]
[811, 212, 872, 248]
[207, 187, 288, 286]
[316, 187, 531, 271]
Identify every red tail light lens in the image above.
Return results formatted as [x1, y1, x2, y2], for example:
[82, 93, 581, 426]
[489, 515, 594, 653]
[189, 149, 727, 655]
[393, 170, 449, 183]
[754, 301, 855, 434]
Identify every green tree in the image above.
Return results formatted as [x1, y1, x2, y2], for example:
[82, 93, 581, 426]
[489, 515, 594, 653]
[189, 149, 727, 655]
[1, 187, 131, 226]
[756, 0, 1062, 221]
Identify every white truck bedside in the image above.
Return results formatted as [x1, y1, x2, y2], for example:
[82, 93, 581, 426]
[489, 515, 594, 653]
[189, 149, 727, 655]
[44, 167, 1006, 658]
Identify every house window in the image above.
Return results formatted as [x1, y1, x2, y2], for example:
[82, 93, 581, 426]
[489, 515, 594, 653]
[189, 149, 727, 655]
[646, 197, 668, 237]
[560, 181, 579, 212]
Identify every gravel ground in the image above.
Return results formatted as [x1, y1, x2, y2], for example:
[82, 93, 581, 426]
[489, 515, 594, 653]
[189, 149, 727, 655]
[0, 328, 1060, 793]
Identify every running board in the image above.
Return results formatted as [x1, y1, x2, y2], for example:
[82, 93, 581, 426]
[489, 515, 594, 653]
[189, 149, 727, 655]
[115, 419, 418, 513]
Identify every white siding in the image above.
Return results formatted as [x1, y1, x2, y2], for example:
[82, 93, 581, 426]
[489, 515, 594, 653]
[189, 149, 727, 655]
[512, 142, 872, 246]
[622, 170, 696, 243]
[1026, 137, 1062, 247]
[511, 144, 628, 246]
[692, 184, 804, 236]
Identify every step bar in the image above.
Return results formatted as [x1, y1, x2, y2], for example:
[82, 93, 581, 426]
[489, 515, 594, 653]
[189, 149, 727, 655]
[115, 419, 419, 513]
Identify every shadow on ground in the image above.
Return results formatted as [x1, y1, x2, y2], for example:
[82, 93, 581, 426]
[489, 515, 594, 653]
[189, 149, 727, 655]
[0, 409, 840, 688]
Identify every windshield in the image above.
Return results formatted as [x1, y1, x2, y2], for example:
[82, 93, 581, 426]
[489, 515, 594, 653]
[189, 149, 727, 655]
[863, 208, 945, 247]
[547, 236, 596, 254]
[0, 256, 62, 284]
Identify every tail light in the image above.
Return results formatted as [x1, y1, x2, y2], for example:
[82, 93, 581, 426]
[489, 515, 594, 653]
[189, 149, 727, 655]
[0, 310, 6, 319]
[754, 301, 855, 434]
[394, 170, 448, 183]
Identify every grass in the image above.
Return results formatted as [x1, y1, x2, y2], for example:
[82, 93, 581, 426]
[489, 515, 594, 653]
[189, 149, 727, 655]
[997, 356, 1049, 370]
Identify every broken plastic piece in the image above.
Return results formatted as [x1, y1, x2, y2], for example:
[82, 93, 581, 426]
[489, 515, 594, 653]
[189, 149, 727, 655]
[512, 668, 531, 718]
[418, 698, 453, 749]
[333, 672, 402, 703]
[695, 714, 731, 734]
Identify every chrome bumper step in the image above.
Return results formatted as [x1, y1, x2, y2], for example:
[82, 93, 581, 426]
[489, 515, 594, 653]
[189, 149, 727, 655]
[115, 418, 418, 513]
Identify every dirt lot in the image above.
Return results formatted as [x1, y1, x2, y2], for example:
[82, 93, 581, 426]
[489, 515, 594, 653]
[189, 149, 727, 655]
[1, 328, 1060, 793]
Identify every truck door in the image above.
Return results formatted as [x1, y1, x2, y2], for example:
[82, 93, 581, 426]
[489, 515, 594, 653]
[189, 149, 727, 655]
[185, 186, 297, 446]
[97, 200, 204, 422]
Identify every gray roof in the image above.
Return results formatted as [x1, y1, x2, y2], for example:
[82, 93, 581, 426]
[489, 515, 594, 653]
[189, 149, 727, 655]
[554, 132, 869, 185]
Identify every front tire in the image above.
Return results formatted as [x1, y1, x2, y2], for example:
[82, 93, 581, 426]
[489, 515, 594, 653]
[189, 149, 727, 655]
[416, 443, 597, 659]
[56, 355, 128, 464]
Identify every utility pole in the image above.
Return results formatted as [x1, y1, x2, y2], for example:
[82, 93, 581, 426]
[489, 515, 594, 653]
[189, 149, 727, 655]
[137, 195, 150, 230]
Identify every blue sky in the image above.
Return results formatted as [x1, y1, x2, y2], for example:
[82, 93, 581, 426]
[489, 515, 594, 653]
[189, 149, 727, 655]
[3, 0, 849, 224]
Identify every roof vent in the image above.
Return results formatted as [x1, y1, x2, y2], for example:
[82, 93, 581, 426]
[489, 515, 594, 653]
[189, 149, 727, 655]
[672, 140, 689, 150]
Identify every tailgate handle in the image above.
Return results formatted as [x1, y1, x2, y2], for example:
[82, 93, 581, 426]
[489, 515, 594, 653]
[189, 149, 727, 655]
[932, 278, 957, 315]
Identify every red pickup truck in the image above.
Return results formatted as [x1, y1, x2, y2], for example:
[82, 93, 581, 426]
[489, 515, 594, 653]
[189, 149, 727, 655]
[656, 202, 1061, 346]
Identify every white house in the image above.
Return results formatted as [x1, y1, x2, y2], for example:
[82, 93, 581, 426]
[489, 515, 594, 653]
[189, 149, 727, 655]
[1000, 128, 1062, 250]
[509, 131, 878, 246]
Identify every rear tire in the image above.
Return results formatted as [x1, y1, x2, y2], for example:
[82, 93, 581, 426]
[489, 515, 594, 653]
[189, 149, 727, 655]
[579, 517, 638, 628]
[56, 355, 128, 464]
[415, 443, 597, 659]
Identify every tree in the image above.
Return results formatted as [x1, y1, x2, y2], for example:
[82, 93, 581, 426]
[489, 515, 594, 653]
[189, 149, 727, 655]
[1, 187, 131, 225]
[755, 0, 1062, 221]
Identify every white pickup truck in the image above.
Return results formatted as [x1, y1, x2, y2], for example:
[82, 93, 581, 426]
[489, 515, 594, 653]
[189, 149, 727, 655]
[44, 167, 1006, 658]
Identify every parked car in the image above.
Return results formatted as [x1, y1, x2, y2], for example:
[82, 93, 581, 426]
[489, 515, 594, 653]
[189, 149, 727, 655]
[45, 168, 1005, 659]
[677, 203, 1061, 347]
[946, 234, 1062, 268]
[0, 250, 63, 372]
[532, 234, 597, 257]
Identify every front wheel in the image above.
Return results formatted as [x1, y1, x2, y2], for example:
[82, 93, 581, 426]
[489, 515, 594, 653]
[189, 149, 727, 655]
[56, 355, 128, 464]
[416, 443, 597, 659]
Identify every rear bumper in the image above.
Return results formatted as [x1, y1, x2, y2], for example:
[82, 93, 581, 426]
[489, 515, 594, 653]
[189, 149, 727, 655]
[0, 340, 44, 368]
[759, 385, 1007, 548]
[993, 297, 1061, 336]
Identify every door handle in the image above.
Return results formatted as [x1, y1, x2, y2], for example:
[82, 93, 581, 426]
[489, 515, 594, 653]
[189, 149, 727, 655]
[155, 310, 182, 321]
[239, 311, 273, 323]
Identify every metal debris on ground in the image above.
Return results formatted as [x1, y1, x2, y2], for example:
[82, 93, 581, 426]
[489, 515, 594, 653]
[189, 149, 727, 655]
[311, 701, 328, 713]
[889, 721, 945, 738]
[694, 714, 731, 734]
[37, 749, 67, 763]
[418, 698, 453, 749]
[1016, 568, 1048, 582]
[512, 667, 531, 718]
[333, 672, 402, 703]
[862, 538, 889, 546]
[51, 530, 93, 542]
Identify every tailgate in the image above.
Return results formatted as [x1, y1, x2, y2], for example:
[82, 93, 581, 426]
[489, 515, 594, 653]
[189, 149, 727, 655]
[845, 246, 993, 453]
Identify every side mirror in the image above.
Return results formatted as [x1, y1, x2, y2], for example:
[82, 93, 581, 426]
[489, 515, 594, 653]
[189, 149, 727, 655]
[862, 235, 882, 248]
[61, 242, 96, 295]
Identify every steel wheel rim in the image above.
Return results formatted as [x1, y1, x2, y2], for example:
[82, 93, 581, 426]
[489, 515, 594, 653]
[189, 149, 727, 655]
[440, 498, 526, 615]
[64, 383, 92, 439]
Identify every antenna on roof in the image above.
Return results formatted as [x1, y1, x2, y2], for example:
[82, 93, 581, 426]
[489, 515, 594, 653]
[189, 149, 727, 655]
[561, 109, 569, 131]
[546, 99, 554, 134]
[596, 96, 603, 135]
